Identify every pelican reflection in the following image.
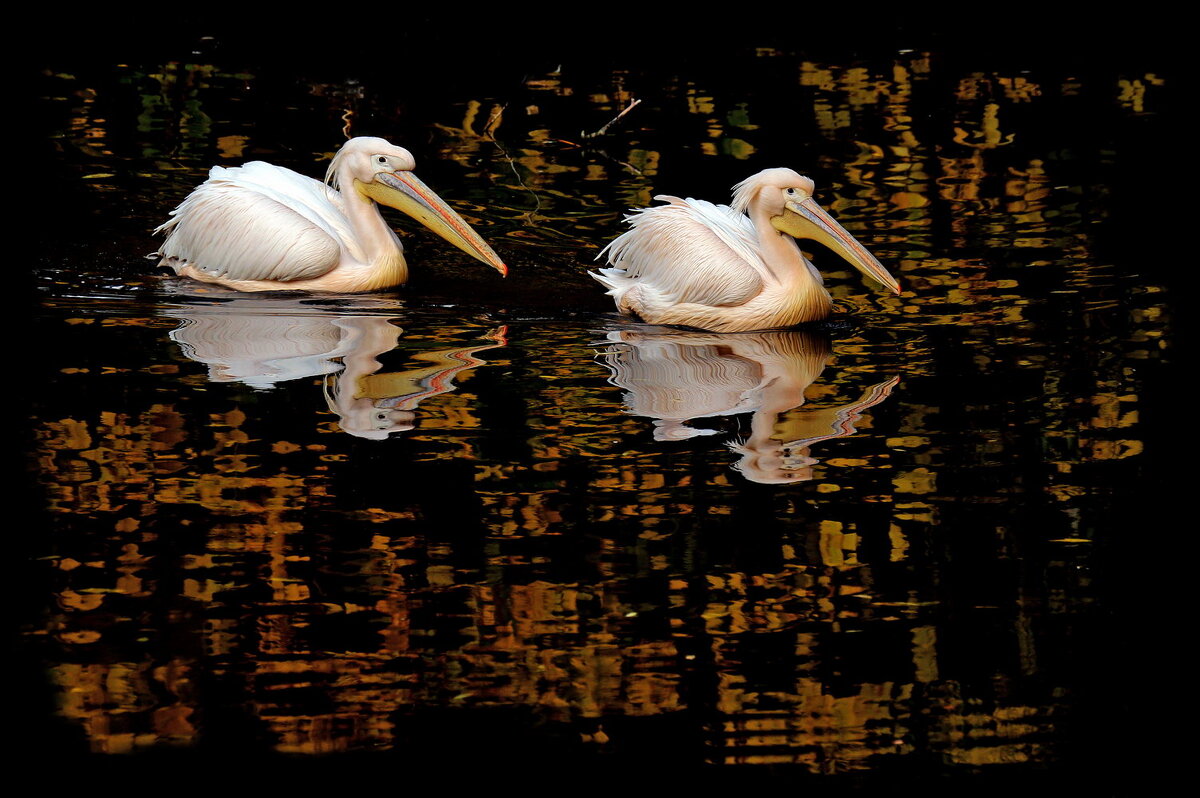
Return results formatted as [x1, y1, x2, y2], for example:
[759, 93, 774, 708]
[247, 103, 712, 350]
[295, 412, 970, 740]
[165, 299, 505, 439]
[324, 325, 507, 439]
[600, 329, 898, 483]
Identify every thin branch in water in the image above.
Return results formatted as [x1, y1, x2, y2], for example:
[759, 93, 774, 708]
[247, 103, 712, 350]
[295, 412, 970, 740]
[481, 102, 543, 222]
[589, 147, 644, 177]
[483, 105, 504, 140]
[581, 98, 642, 139]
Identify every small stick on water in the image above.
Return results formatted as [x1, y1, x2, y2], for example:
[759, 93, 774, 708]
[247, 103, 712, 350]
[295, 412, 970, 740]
[481, 102, 544, 221]
[483, 105, 504, 140]
[582, 98, 642, 139]
[591, 148, 644, 176]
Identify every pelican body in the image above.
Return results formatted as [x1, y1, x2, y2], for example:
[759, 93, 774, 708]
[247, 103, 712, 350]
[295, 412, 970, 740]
[594, 169, 899, 332]
[155, 137, 506, 292]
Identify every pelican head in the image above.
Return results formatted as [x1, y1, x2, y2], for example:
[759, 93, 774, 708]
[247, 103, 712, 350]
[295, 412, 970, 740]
[328, 137, 507, 276]
[734, 168, 899, 295]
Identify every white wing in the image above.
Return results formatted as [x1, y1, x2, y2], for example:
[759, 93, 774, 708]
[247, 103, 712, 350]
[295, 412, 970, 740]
[594, 196, 768, 307]
[155, 162, 362, 283]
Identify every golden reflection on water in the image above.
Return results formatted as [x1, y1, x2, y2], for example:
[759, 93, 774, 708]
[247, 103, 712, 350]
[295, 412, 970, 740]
[31, 47, 1173, 771]
[33, 309, 1114, 765]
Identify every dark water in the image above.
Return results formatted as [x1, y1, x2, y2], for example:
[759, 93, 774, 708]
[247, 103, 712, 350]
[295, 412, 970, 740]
[25, 20, 1179, 788]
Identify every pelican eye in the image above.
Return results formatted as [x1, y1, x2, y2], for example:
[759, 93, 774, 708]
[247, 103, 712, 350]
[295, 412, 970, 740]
[786, 188, 798, 196]
[375, 155, 388, 166]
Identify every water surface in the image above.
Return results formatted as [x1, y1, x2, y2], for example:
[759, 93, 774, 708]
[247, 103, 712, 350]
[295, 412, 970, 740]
[25, 28, 1177, 786]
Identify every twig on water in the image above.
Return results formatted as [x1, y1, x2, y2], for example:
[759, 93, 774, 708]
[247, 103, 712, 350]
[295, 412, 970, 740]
[581, 98, 642, 139]
[480, 102, 544, 221]
[590, 148, 644, 176]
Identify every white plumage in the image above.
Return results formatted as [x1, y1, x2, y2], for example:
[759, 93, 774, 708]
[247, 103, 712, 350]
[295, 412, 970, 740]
[155, 137, 506, 293]
[594, 168, 900, 332]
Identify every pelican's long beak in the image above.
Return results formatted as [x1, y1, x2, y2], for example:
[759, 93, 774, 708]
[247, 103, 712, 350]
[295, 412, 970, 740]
[773, 198, 899, 294]
[362, 172, 508, 276]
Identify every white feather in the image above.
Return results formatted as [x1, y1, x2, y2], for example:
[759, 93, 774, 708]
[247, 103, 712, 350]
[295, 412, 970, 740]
[155, 163, 353, 282]
[596, 195, 767, 309]
[593, 168, 896, 332]
[152, 137, 507, 294]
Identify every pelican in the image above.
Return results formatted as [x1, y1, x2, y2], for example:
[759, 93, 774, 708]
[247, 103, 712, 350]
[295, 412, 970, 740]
[154, 137, 507, 292]
[593, 168, 900, 332]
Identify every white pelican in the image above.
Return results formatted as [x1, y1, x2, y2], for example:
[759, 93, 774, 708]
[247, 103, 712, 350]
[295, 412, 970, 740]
[594, 168, 900, 332]
[154, 137, 507, 292]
